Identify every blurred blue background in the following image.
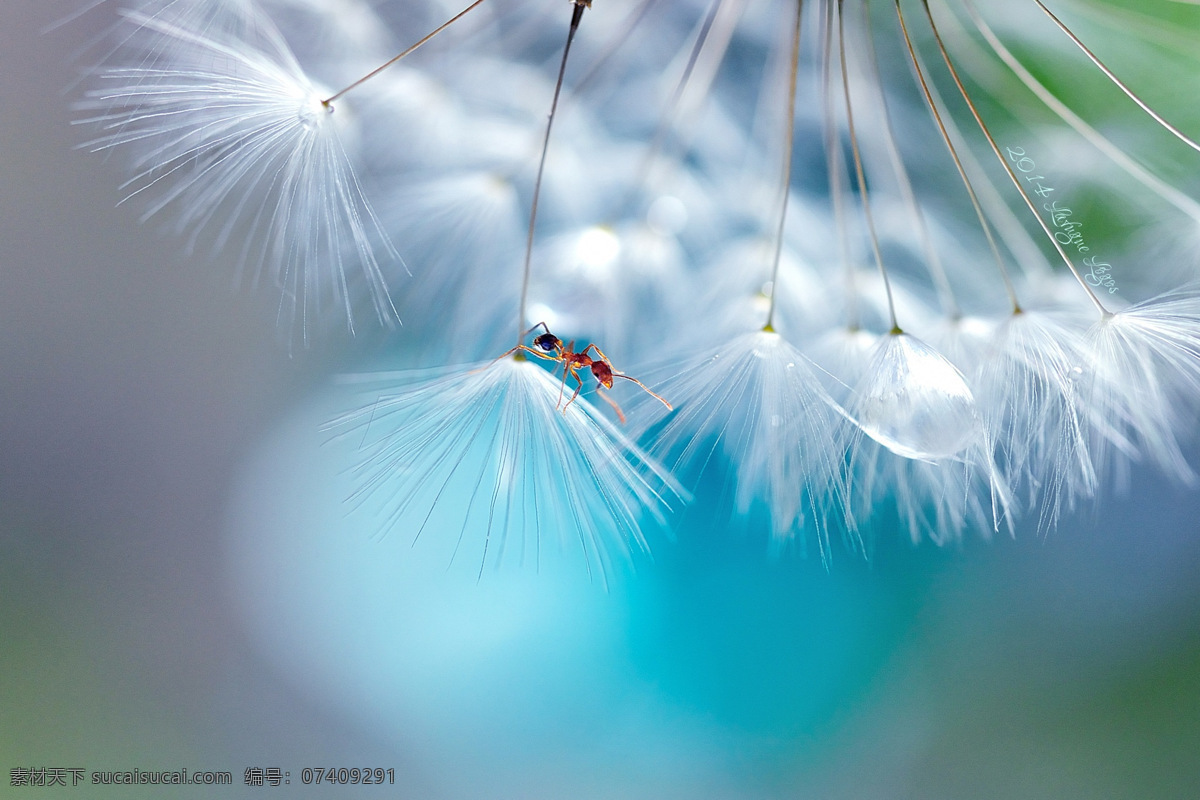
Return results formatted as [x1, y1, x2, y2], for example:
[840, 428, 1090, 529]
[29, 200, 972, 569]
[3, 1, 1200, 798]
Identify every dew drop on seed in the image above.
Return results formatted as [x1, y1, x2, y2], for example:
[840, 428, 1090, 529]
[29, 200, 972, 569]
[854, 334, 980, 460]
[298, 93, 331, 130]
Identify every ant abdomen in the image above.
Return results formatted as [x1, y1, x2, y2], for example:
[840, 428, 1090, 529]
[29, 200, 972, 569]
[590, 361, 614, 388]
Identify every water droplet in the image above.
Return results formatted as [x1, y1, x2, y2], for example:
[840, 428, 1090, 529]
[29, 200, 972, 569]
[855, 334, 980, 460]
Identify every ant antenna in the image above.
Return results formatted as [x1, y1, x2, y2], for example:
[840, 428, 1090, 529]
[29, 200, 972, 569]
[764, 0, 803, 333]
[323, 0, 489, 108]
[515, 1, 590, 349]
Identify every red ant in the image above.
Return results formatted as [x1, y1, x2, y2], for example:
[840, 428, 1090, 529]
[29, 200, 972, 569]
[498, 322, 672, 424]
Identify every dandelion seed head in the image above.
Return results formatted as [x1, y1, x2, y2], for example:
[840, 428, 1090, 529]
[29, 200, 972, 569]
[70, 0, 1200, 554]
[79, 2, 399, 342]
[848, 435, 1013, 544]
[837, 333, 1012, 541]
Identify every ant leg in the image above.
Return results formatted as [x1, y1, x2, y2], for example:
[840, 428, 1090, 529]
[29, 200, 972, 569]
[493, 344, 523, 361]
[578, 343, 609, 363]
[473, 344, 556, 375]
[562, 370, 586, 414]
[596, 388, 628, 425]
[577, 343, 672, 412]
[519, 345, 561, 364]
[612, 373, 673, 410]
[556, 363, 573, 409]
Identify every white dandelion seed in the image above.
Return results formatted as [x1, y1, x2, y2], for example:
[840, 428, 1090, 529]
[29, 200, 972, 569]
[839, 331, 1012, 542]
[327, 356, 686, 585]
[624, 1, 849, 558]
[637, 329, 850, 559]
[78, 1, 399, 342]
[1086, 289, 1200, 489]
[971, 308, 1098, 529]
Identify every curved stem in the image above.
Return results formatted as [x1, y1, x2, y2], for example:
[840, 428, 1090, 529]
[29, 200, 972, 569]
[765, 0, 804, 332]
[822, 0, 858, 329]
[863, 0, 960, 319]
[516, 3, 589, 346]
[964, 0, 1200, 223]
[1034, 0, 1200, 156]
[323, 0, 489, 107]
[920, 0, 1109, 316]
[838, 0, 900, 332]
[895, 0, 1020, 313]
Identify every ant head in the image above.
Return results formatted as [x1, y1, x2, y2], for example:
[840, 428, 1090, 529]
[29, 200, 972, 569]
[590, 360, 614, 388]
[533, 332, 561, 353]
